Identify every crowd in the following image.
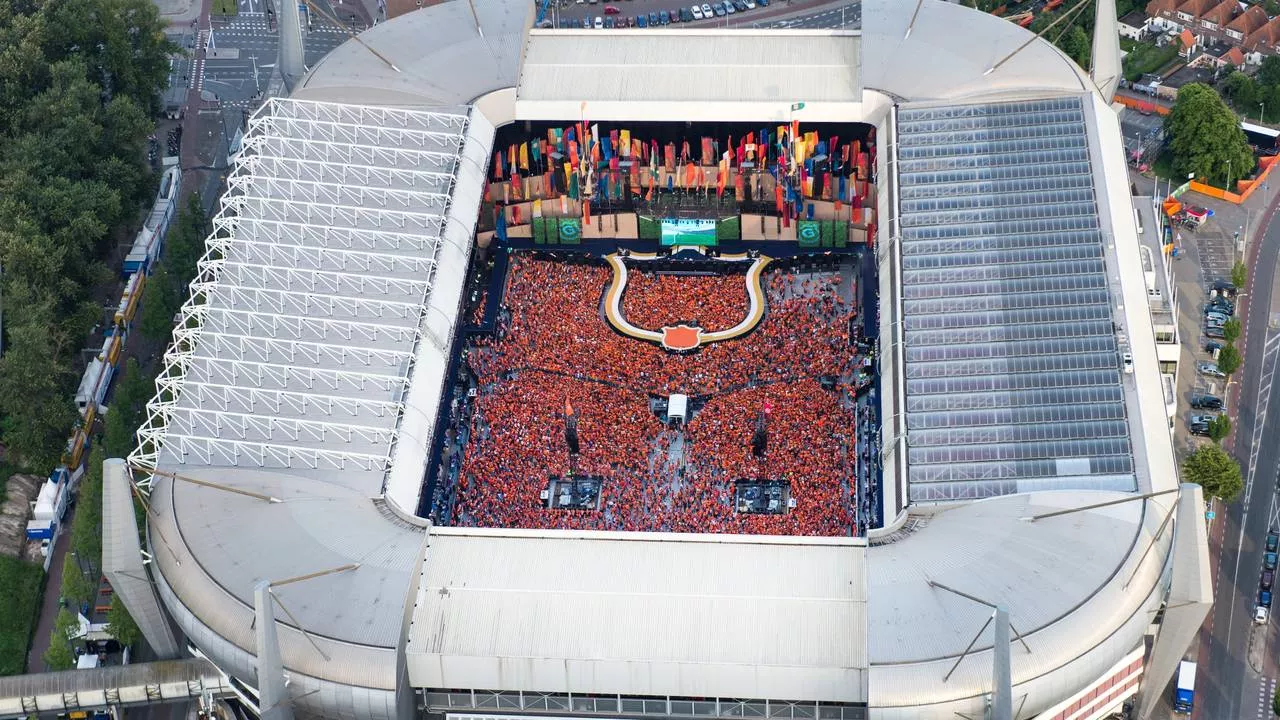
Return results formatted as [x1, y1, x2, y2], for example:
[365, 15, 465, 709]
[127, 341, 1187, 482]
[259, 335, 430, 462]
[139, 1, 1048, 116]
[451, 253, 866, 536]
[621, 270, 746, 334]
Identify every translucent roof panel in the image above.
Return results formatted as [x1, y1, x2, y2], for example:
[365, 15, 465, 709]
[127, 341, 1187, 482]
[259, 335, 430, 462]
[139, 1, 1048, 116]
[132, 98, 470, 495]
[894, 97, 1137, 503]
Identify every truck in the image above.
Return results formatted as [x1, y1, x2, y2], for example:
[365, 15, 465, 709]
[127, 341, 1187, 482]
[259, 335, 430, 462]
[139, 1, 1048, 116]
[1173, 660, 1196, 713]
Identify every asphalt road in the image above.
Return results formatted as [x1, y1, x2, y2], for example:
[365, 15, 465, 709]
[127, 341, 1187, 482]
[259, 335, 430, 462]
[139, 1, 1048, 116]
[1195, 189, 1280, 720]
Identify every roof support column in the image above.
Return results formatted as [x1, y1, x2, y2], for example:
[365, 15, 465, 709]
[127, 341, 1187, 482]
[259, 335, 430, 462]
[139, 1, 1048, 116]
[1136, 484, 1213, 720]
[102, 458, 181, 659]
[990, 606, 1012, 720]
[254, 582, 295, 720]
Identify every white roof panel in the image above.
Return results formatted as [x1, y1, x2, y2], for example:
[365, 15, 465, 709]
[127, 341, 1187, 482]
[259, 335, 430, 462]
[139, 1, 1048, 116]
[407, 529, 869, 703]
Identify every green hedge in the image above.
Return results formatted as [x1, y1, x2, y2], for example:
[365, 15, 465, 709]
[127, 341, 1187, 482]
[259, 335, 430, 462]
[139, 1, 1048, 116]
[0, 556, 45, 675]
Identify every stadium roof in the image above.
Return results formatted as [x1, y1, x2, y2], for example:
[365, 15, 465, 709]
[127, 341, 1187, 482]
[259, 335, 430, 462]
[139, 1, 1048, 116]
[517, 30, 862, 120]
[128, 1, 1192, 718]
[407, 529, 868, 703]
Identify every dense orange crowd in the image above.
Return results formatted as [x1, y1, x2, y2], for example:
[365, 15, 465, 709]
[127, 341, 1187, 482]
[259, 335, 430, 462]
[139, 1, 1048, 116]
[452, 254, 861, 535]
[621, 270, 746, 333]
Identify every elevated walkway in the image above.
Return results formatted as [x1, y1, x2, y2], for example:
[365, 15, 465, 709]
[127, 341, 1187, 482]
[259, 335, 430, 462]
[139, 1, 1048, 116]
[0, 658, 230, 716]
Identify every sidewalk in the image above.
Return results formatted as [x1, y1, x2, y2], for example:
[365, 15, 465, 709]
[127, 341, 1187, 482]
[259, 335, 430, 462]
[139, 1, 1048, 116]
[25, 507, 75, 673]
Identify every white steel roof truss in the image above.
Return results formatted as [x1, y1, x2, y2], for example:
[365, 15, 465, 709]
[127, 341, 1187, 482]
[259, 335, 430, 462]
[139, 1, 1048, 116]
[264, 97, 468, 134]
[256, 114, 463, 153]
[200, 283, 421, 322]
[209, 261, 429, 300]
[187, 356, 405, 395]
[226, 194, 446, 234]
[177, 327, 412, 367]
[242, 134, 460, 174]
[178, 380, 401, 419]
[243, 154, 455, 194]
[165, 404, 395, 447]
[202, 305, 419, 345]
[216, 215, 441, 254]
[156, 432, 391, 471]
[229, 174, 450, 214]
[211, 235, 438, 275]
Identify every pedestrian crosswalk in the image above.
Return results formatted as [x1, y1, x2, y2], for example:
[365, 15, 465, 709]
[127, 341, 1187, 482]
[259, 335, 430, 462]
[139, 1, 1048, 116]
[1257, 677, 1276, 718]
[192, 29, 208, 91]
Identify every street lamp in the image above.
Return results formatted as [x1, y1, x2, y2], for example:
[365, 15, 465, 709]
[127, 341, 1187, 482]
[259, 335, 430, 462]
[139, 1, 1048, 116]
[1261, 101, 1266, 124]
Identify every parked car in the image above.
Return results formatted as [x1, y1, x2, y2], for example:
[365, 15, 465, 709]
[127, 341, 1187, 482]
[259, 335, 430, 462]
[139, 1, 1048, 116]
[1263, 570, 1275, 591]
[604, 4, 621, 13]
[659, 9, 670, 23]
[1198, 362, 1226, 378]
[1204, 340, 1222, 353]
[1208, 299, 1235, 315]
[593, 15, 604, 27]
[1259, 605, 1271, 624]
[744, 0, 756, 7]
[724, 0, 736, 13]
[1268, 531, 1279, 553]
[1190, 394, 1223, 410]
[691, 3, 703, 17]
[1190, 422, 1211, 437]
[1205, 311, 1230, 325]
[649, 10, 659, 23]
[603, 15, 614, 27]
[1262, 589, 1273, 608]
[1206, 325, 1225, 339]
[758, 0, 769, 6]
[732, 0, 747, 10]
[702, 2, 714, 15]
[1213, 280, 1238, 297]
[679, 7, 692, 21]
[636, 13, 646, 25]
[1205, 317, 1226, 329]
[1266, 551, 1278, 570]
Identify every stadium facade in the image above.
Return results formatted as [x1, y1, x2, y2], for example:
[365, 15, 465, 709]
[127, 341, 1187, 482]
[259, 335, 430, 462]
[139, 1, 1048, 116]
[114, 1, 1212, 719]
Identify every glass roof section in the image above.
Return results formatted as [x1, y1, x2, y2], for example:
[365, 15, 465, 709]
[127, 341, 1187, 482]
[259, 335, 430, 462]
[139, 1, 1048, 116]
[894, 97, 1137, 502]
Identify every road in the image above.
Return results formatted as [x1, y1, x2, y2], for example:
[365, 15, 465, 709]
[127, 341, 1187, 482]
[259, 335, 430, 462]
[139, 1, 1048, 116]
[1194, 186, 1280, 720]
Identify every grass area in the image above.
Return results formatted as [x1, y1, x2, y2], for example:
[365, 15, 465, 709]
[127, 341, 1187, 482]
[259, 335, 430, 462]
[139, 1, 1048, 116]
[212, 0, 237, 16]
[1120, 37, 1138, 52]
[1123, 42, 1180, 83]
[0, 556, 45, 676]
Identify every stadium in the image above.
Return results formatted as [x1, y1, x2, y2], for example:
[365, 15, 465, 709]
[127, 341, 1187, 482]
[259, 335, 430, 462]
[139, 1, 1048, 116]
[105, 1, 1212, 719]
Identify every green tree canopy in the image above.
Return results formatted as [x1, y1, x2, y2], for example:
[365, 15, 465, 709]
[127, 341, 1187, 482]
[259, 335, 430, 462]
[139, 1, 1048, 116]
[59, 553, 95, 608]
[1218, 343, 1242, 375]
[105, 599, 141, 647]
[1233, 261, 1248, 289]
[1208, 414, 1232, 444]
[103, 358, 151, 457]
[1166, 83, 1257, 188]
[1183, 444, 1244, 501]
[42, 608, 81, 671]
[1224, 317, 1243, 344]
[0, 319, 76, 471]
[70, 446, 104, 575]
[139, 264, 179, 344]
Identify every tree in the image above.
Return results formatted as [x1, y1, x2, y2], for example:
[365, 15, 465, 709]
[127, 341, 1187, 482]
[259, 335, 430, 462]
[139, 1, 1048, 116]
[0, 319, 76, 472]
[1183, 444, 1244, 501]
[105, 598, 141, 648]
[139, 264, 179, 343]
[1208, 414, 1232, 443]
[1261, 55, 1280, 89]
[165, 193, 209, 294]
[1166, 84, 1257, 188]
[1273, 685, 1280, 717]
[1224, 317, 1243, 344]
[103, 358, 151, 458]
[42, 608, 81, 671]
[1224, 71, 1259, 112]
[1218, 343, 1242, 375]
[1233, 261, 1248, 289]
[70, 446, 105, 575]
[59, 553, 95, 609]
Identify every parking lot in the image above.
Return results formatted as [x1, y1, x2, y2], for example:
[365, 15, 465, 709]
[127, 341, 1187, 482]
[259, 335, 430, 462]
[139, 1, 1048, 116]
[1171, 208, 1239, 453]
